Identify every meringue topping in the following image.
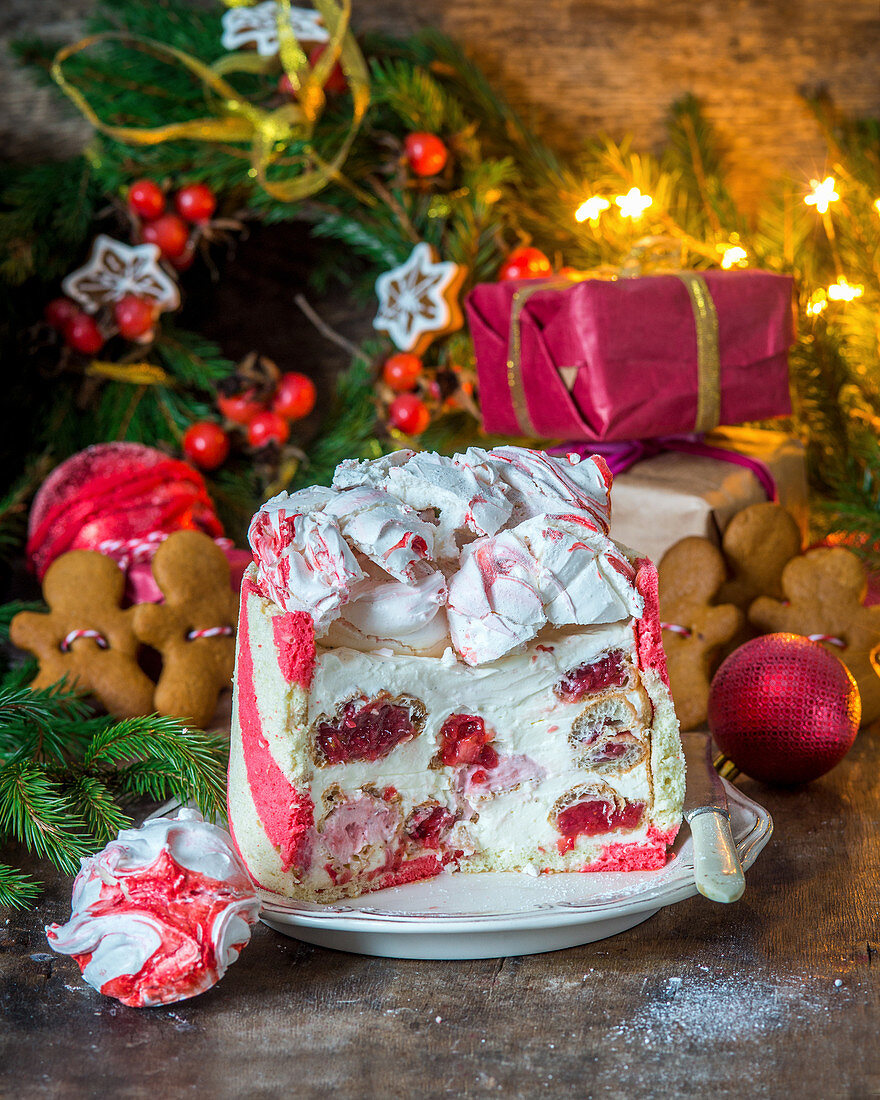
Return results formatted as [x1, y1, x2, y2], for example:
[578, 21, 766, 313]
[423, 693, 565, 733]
[248, 446, 642, 666]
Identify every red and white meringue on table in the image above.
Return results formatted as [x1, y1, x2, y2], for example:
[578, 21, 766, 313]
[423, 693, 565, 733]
[46, 811, 261, 1008]
[228, 445, 685, 903]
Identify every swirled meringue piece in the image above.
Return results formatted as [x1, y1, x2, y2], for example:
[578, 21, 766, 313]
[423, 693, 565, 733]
[46, 810, 260, 1008]
[448, 516, 642, 665]
[249, 492, 364, 631]
[323, 487, 436, 583]
[334, 451, 512, 558]
[457, 446, 612, 533]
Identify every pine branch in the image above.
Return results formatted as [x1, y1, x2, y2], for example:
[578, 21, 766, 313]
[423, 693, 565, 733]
[0, 863, 41, 911]
[0, 763, 91, 874]
[81, 716, 227, 819]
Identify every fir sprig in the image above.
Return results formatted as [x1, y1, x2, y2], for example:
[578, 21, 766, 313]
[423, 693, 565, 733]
[0, 653, 228, 910]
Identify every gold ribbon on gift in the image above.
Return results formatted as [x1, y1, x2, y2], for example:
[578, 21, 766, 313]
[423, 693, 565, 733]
[505, 270, 721, 437]
[50, 0, 369, 203]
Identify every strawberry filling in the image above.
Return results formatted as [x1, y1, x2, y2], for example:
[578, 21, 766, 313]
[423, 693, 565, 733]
[406, 805, 455, 849]
[316, 697, 420, 764]
[554, 651, 627, 702]
[438, 713, 499, 769]
[556, 798, 645, 838]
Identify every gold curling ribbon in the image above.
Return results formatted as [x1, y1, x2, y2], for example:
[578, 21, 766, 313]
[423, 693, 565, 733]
[50, 0, 369, 203]
[505, 271, 722, 436]
[85, 361, 172, 386]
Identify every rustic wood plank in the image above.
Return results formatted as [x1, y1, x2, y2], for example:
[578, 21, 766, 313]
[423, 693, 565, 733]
[2, 729, 878, 1099]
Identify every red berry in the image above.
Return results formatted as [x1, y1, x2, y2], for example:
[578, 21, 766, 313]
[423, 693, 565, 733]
[382, 353, 423, 393]
[114, 295, 157, 341]
[389, 393, 430, 435]
[128, 180, 165, 220]
[498, 246, 553, 281]
[404, 132, 448, 177]
[308, 45, 348, 94]
[44, 297, 80, 330]
[183, 421, 229, 470]
[175, 183, 217, 225]
[248, 410, 290, 448]
[64, 313, 104, 355]
[217, 390, 266, 426]
[272, 372, 317, 421]
[142, 213, 190, 259]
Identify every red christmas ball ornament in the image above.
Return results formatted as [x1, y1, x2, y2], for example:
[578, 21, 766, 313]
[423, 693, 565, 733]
[248, 410, 290, 448]
[382, 352, 423, 393]
[128, 180, 165, 220]
[114, 295, 157, 341]
[183, 422, 230, 470]
[708, 633, 861, 785]
[272, 372, 317, 421]
[389, 393, 430, 435]
[64, 313, 104, 355]
[217, 390, 266, 426]
[175, 183, 217, 225]
[308, 44, 348, 94]
[142, 213, 190, 260]
[498, 246, 553, 281]
[45, 297, 80, 331]
[404, 132, 449, 178]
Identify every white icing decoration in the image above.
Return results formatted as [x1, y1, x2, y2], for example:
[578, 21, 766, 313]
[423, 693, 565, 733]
[62, 235, 180, 315]
[220, 1, 329, 57]
[373, 243, 461, 352]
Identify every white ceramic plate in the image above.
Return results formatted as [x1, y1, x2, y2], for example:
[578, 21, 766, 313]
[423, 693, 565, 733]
[258, 779, 772, 959]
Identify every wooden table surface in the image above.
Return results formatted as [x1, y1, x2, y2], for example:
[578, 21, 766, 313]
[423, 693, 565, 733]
[2, 729, 878, 1100]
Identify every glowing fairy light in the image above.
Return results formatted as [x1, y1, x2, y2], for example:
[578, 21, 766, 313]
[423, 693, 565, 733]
[827, 276, 864, 302]
[804, 177, 839, 214]
[874, 198, 880, 215]
[615, 188, 652, 219]
[806, 290, 827, 316]
[721, 245, 748, 269]
[575, 196, 611, 223]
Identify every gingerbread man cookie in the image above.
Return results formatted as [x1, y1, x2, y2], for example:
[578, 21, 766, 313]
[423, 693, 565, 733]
[658, 536, 744, 731]
[717, 502, 802, 610]
[133, 530, 238, 728]
[10, 551, 155, 718]
[749, 546, 880, 726]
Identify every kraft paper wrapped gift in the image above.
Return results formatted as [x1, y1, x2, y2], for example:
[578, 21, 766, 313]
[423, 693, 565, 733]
[466, 269, 795, 441]
[607, 427, 808, 563]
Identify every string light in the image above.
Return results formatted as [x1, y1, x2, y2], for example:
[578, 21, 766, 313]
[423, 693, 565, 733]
[615, 187, 652, 219]
[720, 245, 748, 269]
[804, 176, 839, 214]
[827, 276, 864, 302]
[805, 290, 827, 316]
[874, 198, 880, 215]
[575, 196, 611, 223]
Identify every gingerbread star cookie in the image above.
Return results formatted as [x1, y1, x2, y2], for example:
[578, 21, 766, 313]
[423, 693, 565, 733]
[10, 551, 155, 718]
[133, 530, 238, 729]
[749, 546, 880, 726]
[658, 536, 744, 731]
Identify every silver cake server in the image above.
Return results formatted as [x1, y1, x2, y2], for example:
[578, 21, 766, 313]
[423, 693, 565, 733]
[682, 732, 746, 903]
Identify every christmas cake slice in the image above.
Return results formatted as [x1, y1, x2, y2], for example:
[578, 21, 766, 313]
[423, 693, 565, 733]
[227, 446, 684, 902]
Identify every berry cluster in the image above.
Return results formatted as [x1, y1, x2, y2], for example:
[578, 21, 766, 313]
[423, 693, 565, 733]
[183, 355, 317, 470]
[44, 292, 160, 355]
[128, 180, 217, 269]
[377, 352, 476, 437]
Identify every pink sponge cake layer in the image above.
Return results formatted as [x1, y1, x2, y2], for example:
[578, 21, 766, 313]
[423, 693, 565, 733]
[227, 447, 685, 902]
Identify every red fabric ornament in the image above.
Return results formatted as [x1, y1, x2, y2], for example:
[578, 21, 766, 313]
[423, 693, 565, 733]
[27, 443, 224, 581]
[708, 633, 860, 785]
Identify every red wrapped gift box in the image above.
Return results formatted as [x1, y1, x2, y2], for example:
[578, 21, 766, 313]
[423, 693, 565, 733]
[465, 269, 794, 442]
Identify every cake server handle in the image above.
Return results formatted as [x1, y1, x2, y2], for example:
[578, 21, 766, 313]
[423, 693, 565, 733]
[681, 732, 745, 904]
[688, 808, 745, 903]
